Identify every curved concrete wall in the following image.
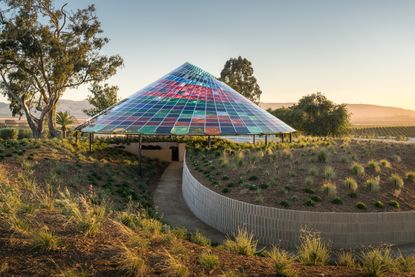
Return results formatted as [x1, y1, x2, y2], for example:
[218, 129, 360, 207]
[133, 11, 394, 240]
[182, 159, 415, 248]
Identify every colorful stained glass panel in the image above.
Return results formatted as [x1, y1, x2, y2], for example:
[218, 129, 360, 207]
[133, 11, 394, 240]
[80, 63, 295, 135]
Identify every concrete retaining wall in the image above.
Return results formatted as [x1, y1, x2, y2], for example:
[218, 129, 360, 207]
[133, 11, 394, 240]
[182, 159, 415, 248]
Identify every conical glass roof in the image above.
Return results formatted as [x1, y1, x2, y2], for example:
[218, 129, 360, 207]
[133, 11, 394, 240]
[80, 63, 295, 135]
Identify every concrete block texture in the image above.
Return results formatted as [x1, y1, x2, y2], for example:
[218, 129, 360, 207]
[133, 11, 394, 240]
[182, 158, 415, 249]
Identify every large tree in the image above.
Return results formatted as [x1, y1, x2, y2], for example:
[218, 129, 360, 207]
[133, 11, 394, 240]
[219, 56, 262, 104]
[0, 0, 123, 138]
[83, 82, 118, 117]
[269, 92, 350, 136]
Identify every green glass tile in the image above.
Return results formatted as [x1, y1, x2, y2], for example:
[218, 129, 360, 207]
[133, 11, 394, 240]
[138, 126, 158, 134]
[171, 126, 189, 135]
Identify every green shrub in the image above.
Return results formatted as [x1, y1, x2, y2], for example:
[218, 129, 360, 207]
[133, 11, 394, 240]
[321, 181, 337, 197]
[406, 171, 415, 183]
[190, 231, 211, 246]
[198, 251, 220, 271]
[323, 166, 335, 179]
[297, 229, 330, 266]
[0, 128, 18, 140]
[397, 255, 415, 273]
[331, 197, 343, 205]
[305, 200, 315, 207]
[268, 246, 297, 277]
[59, 192, 106, 237]
[31, 226, 59, 251]
[337, 250, 357, 268]
[351, 162, 365, 176]
[389, 174, 404, 189]
[348, 192, 357, 198]
[308, 166, 319, 176]
[311, 195, 321, 202]
[227, 182, 235, 188]
[344, 177, 358, 192]
[379, 159, 392, 169]
[259, 183, 269, 190]
[374, 201, 384, 209]
[248, 175, 258, 181]
[248, 184, 257, 191]
[172, 227, 188, 240]
[304, 176, 314, 187]
[118, 211, 141, 229]
[361, 247, 396, 277]
[389, 200, 400, 209]
[140, 218, 163, 238]
[392, 154, 402, 163]
[303, 188, 314, 194]
[365, 176, 381, 192]
[222, 188, 230, 193]
[223, 228, 257, 256]
[367, 160, 381, 173]
[279, 200, 289, 208]
[164, 251, 189, 277]
[356, 202, 367, 210]
[117, 243, 148, 276]
[317, 148, 328, 163]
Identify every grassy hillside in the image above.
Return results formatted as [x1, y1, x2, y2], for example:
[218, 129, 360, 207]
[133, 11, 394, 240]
[1, 137, 415, 276]
[188, 138, 415, 212]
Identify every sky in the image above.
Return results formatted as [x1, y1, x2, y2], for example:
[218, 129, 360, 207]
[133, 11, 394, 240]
[2, 0, 415, 110]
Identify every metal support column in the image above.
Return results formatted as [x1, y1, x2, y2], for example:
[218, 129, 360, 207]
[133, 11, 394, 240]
[281, 133, 284, 143]
[253, 135, 256, 144]
[207, 136, 211, 150]
[88, 133, 93, 153]
[265, 135, 268, 147]
[138, 135, 142, 177]
[289, 133, 292, 143]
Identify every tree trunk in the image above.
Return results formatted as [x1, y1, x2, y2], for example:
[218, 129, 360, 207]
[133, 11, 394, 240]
[62, 127, 66, 138]
[24, 112, 43, 139]
[47, 106, 60, 138]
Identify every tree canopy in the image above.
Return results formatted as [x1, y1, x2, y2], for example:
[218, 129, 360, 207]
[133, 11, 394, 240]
[269, 92, 350, 136]
[219, 56, 262, 104]
[0, 0, 123, 138]
[83, 82, 119, 117]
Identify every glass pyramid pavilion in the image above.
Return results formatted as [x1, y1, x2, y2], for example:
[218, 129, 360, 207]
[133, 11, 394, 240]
[80, 63, 295, 136]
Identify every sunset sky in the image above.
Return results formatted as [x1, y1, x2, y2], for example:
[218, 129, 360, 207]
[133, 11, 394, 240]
[2, 0, 415, 110]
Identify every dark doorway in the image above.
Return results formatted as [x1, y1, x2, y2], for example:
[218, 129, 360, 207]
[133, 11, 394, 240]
[170, 146, 179, 161]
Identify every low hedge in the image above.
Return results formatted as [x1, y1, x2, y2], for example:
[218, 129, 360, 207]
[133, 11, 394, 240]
[18, 129, 33, 139]
[0, 128, 18, 140]
[0, 128, 32, 140]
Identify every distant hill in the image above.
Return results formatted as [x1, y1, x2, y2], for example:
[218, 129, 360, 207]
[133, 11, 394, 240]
[260, 102, 415, 126]
[1, 100, 415, 127]
[0, 99, 91, 119]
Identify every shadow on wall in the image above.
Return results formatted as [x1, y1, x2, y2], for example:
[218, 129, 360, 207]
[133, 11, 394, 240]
[110, 142, 186, 162]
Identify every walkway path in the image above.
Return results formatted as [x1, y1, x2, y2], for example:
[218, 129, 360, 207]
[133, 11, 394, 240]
[153, 162, 225, 244]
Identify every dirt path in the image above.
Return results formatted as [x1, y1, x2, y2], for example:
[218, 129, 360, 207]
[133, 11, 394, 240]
[153, 162, 225, 244]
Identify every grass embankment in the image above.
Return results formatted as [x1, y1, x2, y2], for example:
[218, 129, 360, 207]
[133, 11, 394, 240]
[0, 137, 414, 276]
[188, 137, 415, 212]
